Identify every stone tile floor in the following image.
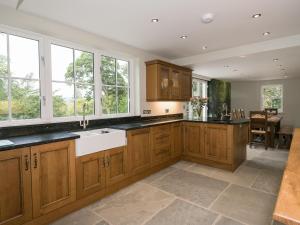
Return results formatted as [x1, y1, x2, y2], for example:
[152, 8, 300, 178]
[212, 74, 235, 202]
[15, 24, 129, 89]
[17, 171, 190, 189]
[51, 146, 288, 225]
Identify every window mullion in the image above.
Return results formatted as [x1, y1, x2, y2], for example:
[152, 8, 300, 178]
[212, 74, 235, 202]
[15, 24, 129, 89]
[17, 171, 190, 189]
[73, 49, 76, 116]
[94, 53, 101, 116]
[6, 34, 12, 120]
[115, 59, 118, 114]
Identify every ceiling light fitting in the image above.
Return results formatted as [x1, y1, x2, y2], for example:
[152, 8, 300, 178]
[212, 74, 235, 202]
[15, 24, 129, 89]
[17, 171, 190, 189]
[201, 13, 215, 24]
[151, 18, 159, 23]
[263, 32, 271, 36]
[180, 35, 188, 39]
[252, 13, 262, 18]
[273, 58, 279, 62]
[202, 46, 207, 50]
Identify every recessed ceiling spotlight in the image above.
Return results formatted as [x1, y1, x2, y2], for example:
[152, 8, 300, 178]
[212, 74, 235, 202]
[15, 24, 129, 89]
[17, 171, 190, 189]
[201, 13, 215, 24]
[233, 69, 238, 72]
[263, 32, 271, 36]
[279, 64, 283, 67]
[202, 46, 208, 50]
[240, 55, 246, 58]
[273, 58, 279, 62]
[180, 35, 188, 39]
[252, 13, 262, 18]
[224, 65, 230, 68]
[151, 18, 159, 23]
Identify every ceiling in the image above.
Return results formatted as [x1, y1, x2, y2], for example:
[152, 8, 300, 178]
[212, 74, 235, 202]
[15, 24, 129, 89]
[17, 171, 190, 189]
[1, 0, 300, 80]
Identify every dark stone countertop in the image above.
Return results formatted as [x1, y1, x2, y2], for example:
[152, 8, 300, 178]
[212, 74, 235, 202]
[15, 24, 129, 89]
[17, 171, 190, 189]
[0, 132, 79, 151]
[109, 117, 249, 130]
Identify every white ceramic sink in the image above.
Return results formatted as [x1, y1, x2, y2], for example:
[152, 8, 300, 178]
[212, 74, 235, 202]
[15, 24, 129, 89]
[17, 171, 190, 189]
[73, 128, 126, 156]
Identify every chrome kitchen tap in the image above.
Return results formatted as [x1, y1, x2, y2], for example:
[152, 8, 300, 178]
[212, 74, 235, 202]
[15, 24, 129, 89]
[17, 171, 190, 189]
[80, 102, 89, 129]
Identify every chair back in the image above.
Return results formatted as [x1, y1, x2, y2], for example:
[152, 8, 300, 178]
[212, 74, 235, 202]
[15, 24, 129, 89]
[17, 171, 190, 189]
[231, 109, 238, 120]
[265, 108, 278, 115]
[250, 111, 268, 131]
[239, 109, 246, 119]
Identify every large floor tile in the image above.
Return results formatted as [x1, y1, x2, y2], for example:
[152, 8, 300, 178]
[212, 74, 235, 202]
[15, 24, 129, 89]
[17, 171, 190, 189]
[171, 160, 195, 169]
[210, 165, 261, 187]
[145, 199, 218, 225]
[211, 184, 276, 225]
[151, 169, 229, 207]
[95, 220, 110, 225]
[142, 166, 178, 184]
[50, 208, 103, 225]
[259, 150, 289, 162]
[245, 157, 286, 171]
[92, 182, 175, 225]
[184, 163, 219, 177]
[251, 169, 283, 195]
[215, 216, 245, 225]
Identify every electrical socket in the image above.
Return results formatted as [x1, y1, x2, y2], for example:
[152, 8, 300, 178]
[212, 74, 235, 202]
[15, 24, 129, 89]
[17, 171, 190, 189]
[165, 108, 169, 113]
[143, 109, 151, 114]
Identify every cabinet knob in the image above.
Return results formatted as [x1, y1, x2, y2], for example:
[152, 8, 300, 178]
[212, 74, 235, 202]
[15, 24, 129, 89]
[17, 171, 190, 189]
[24, 155, 30, 171]
[33, 153, 38, 169]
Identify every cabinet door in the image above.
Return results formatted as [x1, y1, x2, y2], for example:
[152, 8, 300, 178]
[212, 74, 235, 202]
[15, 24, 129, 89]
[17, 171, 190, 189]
[169, 69, 181, 100]
[127, 128, 151, 175]
[31, 140, 76, 217]
[172, 123, 183, 158]
[205, 124, 231, 163]
[157, 65, 170, 99]
[105, 146, 128, 186]
[76, 151, 106, 199]
[181, 71, 192, 100]
[150, 125, 172, 166]
[183, 123, 205, 158]
[0, 148, 32, 225]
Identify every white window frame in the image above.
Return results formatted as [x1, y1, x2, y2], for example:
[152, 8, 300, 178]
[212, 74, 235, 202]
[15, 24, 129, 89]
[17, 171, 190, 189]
[188, 77, 208, 118]
[0, 25, 136, 127]
[260, 84, 284, 113]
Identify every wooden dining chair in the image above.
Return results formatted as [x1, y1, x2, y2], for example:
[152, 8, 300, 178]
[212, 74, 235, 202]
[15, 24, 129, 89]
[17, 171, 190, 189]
[231, 109, 238, 120]
[265, 108, 278, 115]
[239, 109, 246, 119]
[249, 111, 270, 150]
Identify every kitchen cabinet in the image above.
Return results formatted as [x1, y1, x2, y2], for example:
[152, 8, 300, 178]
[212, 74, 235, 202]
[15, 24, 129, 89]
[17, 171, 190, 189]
[183, 123, 205, 158]
[76, 151, 106, 199]
[171, 122, 183, 158]
[205, 124, 231, 163]
[31, 140, 76, 217]
[127, 128, 151, 175]
[76, 146, 127, 198]
[150, 124, 172, 166]
[146, 60, 192, 101]
[0, 148, 32, 225]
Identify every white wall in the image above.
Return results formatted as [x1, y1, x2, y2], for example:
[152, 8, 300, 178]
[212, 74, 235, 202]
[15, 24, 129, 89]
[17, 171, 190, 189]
[0, 5, 185, 117]
[231, 77, 300, 127]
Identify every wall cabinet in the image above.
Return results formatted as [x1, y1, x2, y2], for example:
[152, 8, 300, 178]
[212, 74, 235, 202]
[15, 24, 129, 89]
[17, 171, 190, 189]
[127, 128, 152, 175]
[31, 141, 76, 217]
[146, 60, 192, 101]
[0, 148, 32, 225]
[150, 124, 172, 166]
[171, 122, 183, 158]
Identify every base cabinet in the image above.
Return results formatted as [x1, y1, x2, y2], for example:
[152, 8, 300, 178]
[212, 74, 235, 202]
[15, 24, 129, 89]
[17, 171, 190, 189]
[183, 123, 205, 158]
[150, 125, 172, 166]
[76, 146, 128, 198]
[0, 148, 32, 225]
[31, 141, 76, 218]
[127, 128, 151, 175]
[172, 123, 183, 158]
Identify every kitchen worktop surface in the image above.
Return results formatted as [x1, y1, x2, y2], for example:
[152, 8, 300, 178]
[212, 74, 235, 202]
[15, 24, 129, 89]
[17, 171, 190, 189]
[0, 115, 249, 151]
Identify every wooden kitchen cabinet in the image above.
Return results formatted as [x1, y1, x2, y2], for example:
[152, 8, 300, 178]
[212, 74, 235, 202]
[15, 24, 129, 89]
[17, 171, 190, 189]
[0, 148, 32, 225]
[171, 122, 183, 158]
[150, 124, 172, 166]
[205, 124, 231, 164]
[31, 140, 76, 218]
[183, 123, 205, 158]
[146, 60, 192, 101]
[105, 146, 128, 186]
[127, 128, 151, 175]
[76, 151, 106, 199]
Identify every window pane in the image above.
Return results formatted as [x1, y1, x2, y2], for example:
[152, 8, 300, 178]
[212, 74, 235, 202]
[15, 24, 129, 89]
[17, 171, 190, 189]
[101, 56, 116, 85]
[9, 35, 39, 79]
[51, 44, 74, 82]
[117, 87, 129, 113]
[52, 82, 75, 117]
[11, 79, 40, 119]
[102, 86, 116, 114]
[117, 60, 129, 86]
[0, 33, 8, 77]
[76, 84, 94, 115]
[0, 78, 8, 120]
[75, 50, 94, 84]
[263, 86, 283, 110]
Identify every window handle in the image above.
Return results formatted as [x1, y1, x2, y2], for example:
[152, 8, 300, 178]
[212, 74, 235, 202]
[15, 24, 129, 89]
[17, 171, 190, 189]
[41, 56, 45, 66]
[42, 96, 46, 106]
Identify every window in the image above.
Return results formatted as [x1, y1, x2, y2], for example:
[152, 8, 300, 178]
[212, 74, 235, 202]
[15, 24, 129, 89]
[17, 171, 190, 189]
[0, 32, 41, 121]
[51, 44, 94, 117]
[101, 55, 130, 115]
[188, 78, 207, 117]
[261, 84, 283, 112]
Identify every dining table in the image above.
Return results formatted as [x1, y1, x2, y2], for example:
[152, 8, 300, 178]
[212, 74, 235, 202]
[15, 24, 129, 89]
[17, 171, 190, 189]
[250, 114, 283, 147]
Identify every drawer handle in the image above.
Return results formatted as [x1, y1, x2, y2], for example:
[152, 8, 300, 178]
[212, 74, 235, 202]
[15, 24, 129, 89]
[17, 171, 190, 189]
[102, 158, 106, 168]
[106, 157, 110, 167]
[33, 153, 38, 169]
[24, 155, 29, 171]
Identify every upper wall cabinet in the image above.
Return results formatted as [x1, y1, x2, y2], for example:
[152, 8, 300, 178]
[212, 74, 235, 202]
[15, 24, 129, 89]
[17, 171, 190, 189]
[146, 60, 192, 101]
